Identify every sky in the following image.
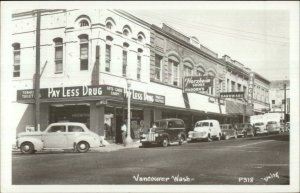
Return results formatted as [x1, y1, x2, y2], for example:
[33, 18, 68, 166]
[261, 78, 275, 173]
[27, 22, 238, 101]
[129, 9, 290, 81]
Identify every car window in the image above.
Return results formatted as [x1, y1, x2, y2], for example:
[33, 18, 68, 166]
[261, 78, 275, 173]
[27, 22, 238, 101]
[195, 122, 209, 127]
[255, 122, 264, 126]
[47, 125, 66, 133]
[210, 123, 213, 127]
[68, 125, 84, 132]
[229, 125, 232, 129]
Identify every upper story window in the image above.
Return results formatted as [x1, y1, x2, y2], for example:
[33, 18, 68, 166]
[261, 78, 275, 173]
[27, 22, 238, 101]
[183, 62, 193, 77]
[207, 71, 216, 95]
[78, 34, 89, 71]
[79, 19, 89, 27]
[168, 57, 180, 86]
[105, 17, 115, 30]
[12, 43, 20, 77]
[196, 66, 205, 76]
[105, 36, 113, 72]
[53, 38, 63, 73]
[154, 54, 163, 81]
[137, 48, 143, 80]
[122, 43, 129, 77]
[231, 81, 235, 92]
[122, 25, 132, 37]
[137, 32, 146, 43]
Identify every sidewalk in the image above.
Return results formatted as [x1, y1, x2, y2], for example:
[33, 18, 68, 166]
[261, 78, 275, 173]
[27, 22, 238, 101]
[92, 140, 141, 152]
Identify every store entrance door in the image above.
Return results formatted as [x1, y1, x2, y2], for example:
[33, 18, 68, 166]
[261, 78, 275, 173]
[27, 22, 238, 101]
[115, 115, 123, 144]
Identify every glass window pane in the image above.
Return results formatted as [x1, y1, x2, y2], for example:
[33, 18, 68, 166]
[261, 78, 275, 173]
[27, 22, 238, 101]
[80, 44, 88, 59]
[55, 46, 63, 60]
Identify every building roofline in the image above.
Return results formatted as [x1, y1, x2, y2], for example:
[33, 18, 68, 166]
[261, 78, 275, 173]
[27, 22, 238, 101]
[151, 24, 225, 67]
[113, 9, 152, 28]
[254, 72, 270, 84]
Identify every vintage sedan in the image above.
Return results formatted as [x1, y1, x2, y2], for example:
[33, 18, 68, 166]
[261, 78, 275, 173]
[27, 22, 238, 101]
[16, 122, 101, 154]
[220, 124, 237, 140]
[253, 122, 268, 135]
[266, 121, 281, 134]
[140, 118, 186, 147]
[235, 123, 255, 137]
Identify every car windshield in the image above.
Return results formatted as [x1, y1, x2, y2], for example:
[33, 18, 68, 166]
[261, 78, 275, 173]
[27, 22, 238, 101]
[220, 125, 228, 130]
[255, 122, 264, 126]
[195, 122, 209, 127]
[154, 121, 167, 129]
[267, 121, 277, 124]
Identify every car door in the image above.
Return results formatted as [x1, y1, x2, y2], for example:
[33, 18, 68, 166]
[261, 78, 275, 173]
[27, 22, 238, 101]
[66, 125, 86, 148]
[43, 125, 67, 148]
[166, 120, 176, 142]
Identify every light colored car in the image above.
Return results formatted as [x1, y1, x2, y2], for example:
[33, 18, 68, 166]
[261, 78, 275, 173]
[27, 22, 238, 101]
[266, 121, 280, 134]
[254, 122, 268, 135]
[16, 122, 101, 154]
[220, 124, 237, 140]
[188, 120, 222, 142]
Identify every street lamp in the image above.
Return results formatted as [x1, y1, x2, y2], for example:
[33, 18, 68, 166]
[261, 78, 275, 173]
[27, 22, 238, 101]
[125, 78, 133, 145]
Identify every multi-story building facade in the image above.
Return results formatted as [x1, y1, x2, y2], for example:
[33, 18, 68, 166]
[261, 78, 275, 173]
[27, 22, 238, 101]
[252, 73, 271, 114]
[11, 9, 270, 143]
[269, 80, 290, 121]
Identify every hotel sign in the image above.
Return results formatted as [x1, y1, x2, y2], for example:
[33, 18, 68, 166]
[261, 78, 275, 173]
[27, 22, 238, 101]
[220, 92, 245, 99]
[17, 85, 165, 105]
[247, 73, 255, 104]
[183, 76, 213, 93]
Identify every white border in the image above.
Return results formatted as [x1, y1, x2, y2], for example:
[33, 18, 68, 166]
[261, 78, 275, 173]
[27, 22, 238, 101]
[1, 1, 299, 193]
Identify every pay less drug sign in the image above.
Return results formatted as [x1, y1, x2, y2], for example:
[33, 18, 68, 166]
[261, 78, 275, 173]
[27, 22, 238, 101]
[183, 76, 213, 93]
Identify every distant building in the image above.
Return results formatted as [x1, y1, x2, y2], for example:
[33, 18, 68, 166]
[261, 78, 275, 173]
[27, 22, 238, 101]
[269, 80, 290, 121]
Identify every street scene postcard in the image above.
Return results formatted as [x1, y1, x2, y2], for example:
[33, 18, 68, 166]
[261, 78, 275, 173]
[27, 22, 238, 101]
[1, 1, 299, 193]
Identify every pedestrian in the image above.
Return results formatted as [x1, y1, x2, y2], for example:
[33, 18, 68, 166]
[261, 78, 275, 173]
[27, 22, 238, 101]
[121, 120, 127, 146]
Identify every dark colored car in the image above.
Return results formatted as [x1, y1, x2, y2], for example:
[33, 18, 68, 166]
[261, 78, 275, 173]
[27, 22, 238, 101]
[235, 123, 255, 137]
[140, 118, 186, 147]
[220, 124, 237, 140]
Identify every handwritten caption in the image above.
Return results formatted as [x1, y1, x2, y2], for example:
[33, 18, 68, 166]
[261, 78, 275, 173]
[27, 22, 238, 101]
[133, 174, 195, 183]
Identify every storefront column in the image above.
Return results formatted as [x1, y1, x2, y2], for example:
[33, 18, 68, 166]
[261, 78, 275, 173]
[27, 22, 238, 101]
[143, 108, 152, 130]
[154, 109, 162, 120]
[40, 103, 49, 131]
[90, 102, 105, 136]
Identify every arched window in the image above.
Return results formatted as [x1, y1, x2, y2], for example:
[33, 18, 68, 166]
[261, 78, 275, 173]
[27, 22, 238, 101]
[183, 61, 193, 77]
[137, 32, 146, 43]
[79, 19, 89, 27]
[196, 65, 205, 76]
[207, 71, 216, 95]
[53, 38, 63, 73]
[122, 25, 132, 36]
[154, 54, 163, 81]
[78, 34, 89, 70]
[105, 17, 115, 30]
[122, 43, 129, 77]
[12, 43, 20, 77]
[168, 55, 180, 86]
[105, 36, 113, 72]
[137, 48, 143, 80]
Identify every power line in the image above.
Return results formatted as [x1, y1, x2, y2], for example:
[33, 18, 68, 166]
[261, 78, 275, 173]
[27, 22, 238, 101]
[149, 10, 289, 40]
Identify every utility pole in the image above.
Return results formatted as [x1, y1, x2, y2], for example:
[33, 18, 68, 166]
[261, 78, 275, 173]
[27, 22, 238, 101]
[283, 83, 287, 131]
[34, 10, 41, 131]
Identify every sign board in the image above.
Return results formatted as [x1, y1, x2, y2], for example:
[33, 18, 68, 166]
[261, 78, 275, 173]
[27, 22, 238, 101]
[247, 73, 255, 104]
[220, 92, 245, 99]
[25, 126, 35, 132]
[183, 76, 213, 93]
[17, 85, 165, 105]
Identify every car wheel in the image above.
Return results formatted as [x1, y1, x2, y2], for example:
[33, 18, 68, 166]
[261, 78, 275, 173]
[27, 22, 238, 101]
[216, 133, 221, 141]
[206, 134, 212, 142]
[76, 141, 90, 153]
[20, 142, 35, 154]
[178, 136, 184, 145]
[224, 135, 229, 140]
[162, 138, 169, 147]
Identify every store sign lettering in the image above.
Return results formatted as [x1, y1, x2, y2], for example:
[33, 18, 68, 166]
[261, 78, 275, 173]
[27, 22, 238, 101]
[247, 73, 255, 104]
[17, 85, 165, 105]
[183, 76, 213, 93]
[220, 92, 245, 99]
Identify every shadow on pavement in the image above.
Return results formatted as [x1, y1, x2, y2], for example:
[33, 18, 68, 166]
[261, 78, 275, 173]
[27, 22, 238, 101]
[246, 133, 289, 141]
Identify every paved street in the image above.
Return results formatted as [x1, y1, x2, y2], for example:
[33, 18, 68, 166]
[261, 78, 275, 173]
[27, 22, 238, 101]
[12, 133, 289, 185]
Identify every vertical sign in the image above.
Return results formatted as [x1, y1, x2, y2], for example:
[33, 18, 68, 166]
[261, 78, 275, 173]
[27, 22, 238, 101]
[248, 72, 255, 104]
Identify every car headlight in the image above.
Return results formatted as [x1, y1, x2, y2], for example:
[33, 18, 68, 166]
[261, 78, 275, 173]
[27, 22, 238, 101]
[155, 133, 159, 137]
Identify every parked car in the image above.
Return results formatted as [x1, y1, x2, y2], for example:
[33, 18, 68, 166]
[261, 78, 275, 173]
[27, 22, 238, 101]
[286, 122, 290, 132]
[253, 122, 268, 135]
[140, 118, 186, 147]
[220, 124, 237, 140]
[266, 121, 280, 134]
[187, 120, 222, 142]
[16, 122, 101, 154]
[235, 123, 255, 137]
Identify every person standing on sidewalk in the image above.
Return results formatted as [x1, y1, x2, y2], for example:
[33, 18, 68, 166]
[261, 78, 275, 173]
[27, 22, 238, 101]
[121, 120, 127, 146]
